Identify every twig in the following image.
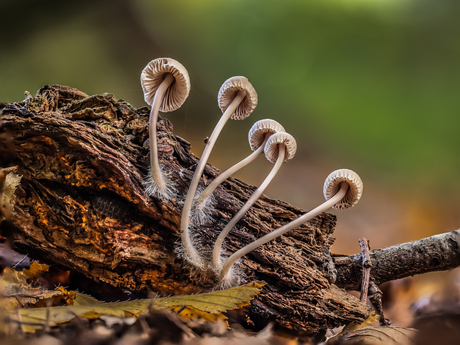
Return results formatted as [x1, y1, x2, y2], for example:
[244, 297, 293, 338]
[369, 280, 391, 326]
[176, 305, 187, 315]
[15, 309, 25, 338]
[359, 238, 372, 303]
[44, 299, 52, 333]
[336, 230, 460, 290]
[11, 253, 28, 269]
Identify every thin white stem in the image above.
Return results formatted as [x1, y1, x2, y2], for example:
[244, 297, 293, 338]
[148, 73, 175, 193]
[212, 145, 286, 268]
[180, 91, 246, 267]
[219, 182, 349, 280]
[195, 138, 267, 206]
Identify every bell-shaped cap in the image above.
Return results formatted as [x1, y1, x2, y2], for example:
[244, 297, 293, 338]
[323, 169, 363, 210]
[264, 132, 297, 164]
[248, 119, 285, 152]
[141, 58, 191, 112]
[218, 76, 258, 120]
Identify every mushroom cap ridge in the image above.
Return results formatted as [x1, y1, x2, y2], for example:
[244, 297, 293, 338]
[141, 58, 191, 112]
[323, 169, 363, 210]
[248, 119, 285, 152]
[264, 132, 297, 164]
[218, 76, 258, 120]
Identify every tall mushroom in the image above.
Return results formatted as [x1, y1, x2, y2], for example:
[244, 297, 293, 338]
[141, 58, 191, 200]
[179, 76, 258, 268]
[212, 131, 297, 269]
[192, 119, 285, 225]
[218, 168, 363, 283]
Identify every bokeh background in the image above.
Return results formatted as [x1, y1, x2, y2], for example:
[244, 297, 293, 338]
[1, 0, 459, 325]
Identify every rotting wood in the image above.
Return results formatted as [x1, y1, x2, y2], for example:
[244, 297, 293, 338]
[0, 85, 371, 335]
[1, 85, 459, 335]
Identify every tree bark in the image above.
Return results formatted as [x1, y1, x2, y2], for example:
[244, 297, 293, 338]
[0, 85, 459, 336]
[335, 230, 460, 291]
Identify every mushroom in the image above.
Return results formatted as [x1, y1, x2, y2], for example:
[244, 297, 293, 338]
[218, 168, 363, 283]
[179, 76, 258, 268]
[212, 131, 297, 269]
[141, 57, 191, 200]
[192, 119, 285, 225]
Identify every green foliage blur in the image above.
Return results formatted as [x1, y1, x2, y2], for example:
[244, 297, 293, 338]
[1, 0, 459, 248]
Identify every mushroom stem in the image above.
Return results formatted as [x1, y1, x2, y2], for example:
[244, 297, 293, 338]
[219, 181, 349, 280]
[180, 90, 246, 267]
[212, 144, 286, 268]
[148, 73, 175, 193]
[195, 136, 268, 206]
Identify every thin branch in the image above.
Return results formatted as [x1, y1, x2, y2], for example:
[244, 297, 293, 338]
[336, 230, 460, 291]
[11, 253, 28, 269]
[358, 238, 371, 303]
[368, 281, 390, 326]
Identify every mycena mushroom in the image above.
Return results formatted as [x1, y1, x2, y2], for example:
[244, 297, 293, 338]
[218, 168, 363, 283]
[180, 76, 258, 268]
[212, 131, 297, 270]
[192, 119, 285, 225]
[141, 58, 190, 200]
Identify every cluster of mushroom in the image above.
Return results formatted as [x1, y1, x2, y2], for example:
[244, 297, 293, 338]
[140, 58, 364, 286]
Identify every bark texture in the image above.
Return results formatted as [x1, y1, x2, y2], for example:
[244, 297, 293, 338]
[0, 85, 372, 335]
[2, 85, 459, 335]
[335, 230, 460, 291]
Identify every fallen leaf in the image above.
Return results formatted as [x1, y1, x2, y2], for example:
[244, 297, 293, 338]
[16, 281, 265, 333]
[170, 305, 228, 324]
[328, 326, 417, 345]
[22, 261, 50, 281]
[340, 311, 380, 334]
[1, 262, 63, 311]
[73, 292, 101, 306]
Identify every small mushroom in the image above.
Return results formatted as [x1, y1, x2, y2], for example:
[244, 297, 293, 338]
[192, 119, 285, 225]
[141, 57, 190, 200]
[179, 76, 257, 268]
[219, 168, 363, 283]
[212, 131, 297, 269]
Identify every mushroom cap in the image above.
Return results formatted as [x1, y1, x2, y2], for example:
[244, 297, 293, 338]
[248, 119, 285, 151]
[218, 76, 258, 120]
[264, 132, 297, 164]
[323, 169, 363, 210]
[141, 58, 191, 112]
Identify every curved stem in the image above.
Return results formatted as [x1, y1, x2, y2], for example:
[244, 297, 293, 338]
[195, 137, 267, 206]
[212, 145, 286, 268]
[220, 181, 349, 280]
[148, 73, 175, 194]
[180, 91, 246, 267]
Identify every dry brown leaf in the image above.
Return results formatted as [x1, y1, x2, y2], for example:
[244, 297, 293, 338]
[16, 281, 265, 333]
[328, 326, 417, 345]
[1, 262, 63, 310]
[22, 261, 50, 281]
[340, 311, 380, 334]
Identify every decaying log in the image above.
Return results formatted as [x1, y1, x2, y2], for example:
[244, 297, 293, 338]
[1, 85, 459, 336]
[0, 85, 372, 335]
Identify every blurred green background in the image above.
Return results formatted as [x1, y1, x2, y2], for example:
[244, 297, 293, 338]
[1, 0, 459, 256]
